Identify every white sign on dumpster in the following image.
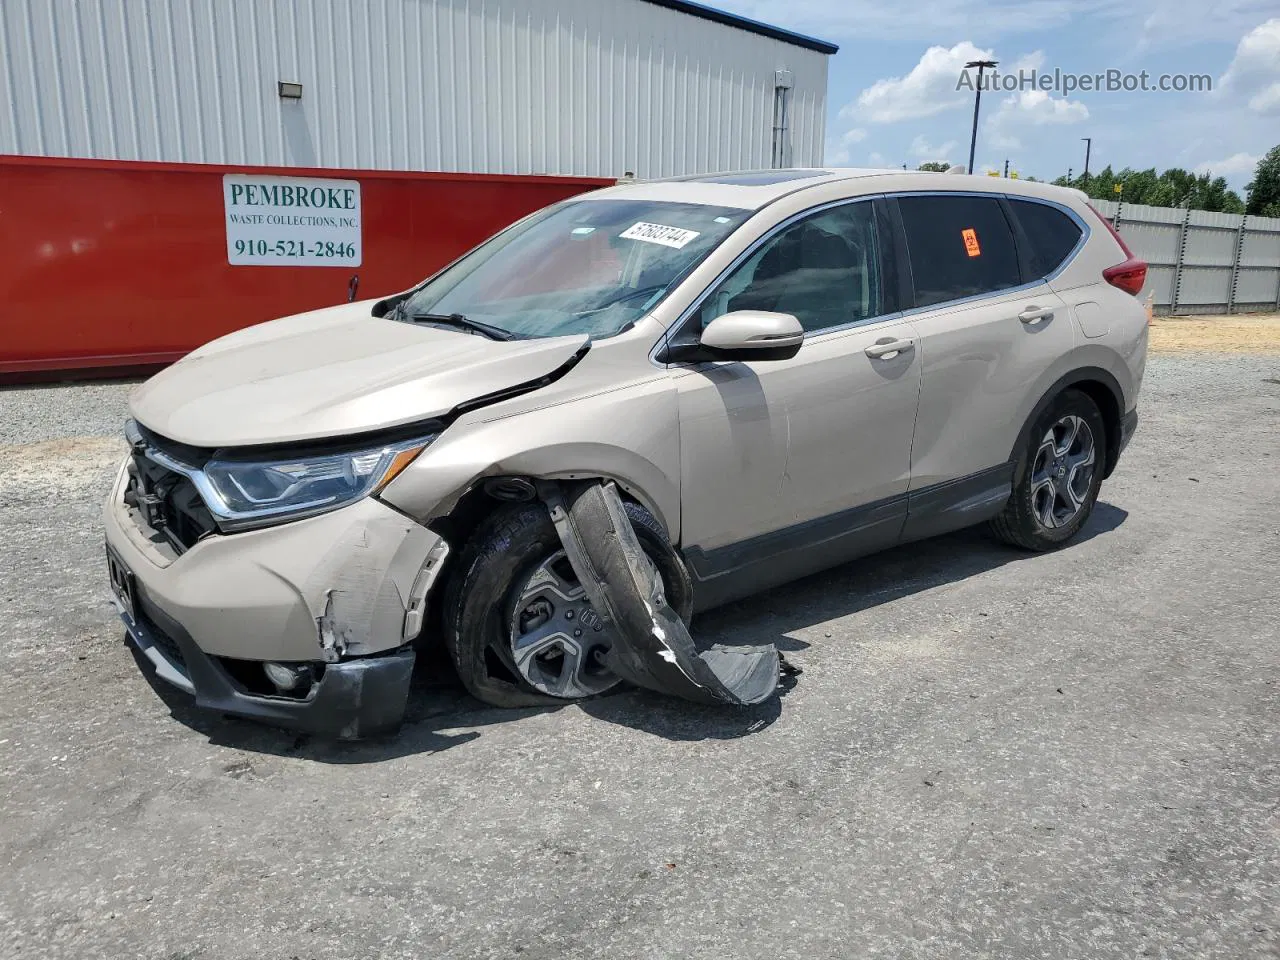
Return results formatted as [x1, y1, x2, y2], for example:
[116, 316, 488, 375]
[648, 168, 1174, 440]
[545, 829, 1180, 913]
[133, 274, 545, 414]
[223, 174, 362, 266]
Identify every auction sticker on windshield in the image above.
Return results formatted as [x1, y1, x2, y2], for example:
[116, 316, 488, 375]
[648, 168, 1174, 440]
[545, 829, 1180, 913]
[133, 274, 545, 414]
[620, 222, 701, 249]
[223, 174, 362, 267]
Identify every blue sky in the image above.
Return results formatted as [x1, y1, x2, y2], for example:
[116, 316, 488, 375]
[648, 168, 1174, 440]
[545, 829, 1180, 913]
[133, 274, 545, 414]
[715, 0, 1280, 193]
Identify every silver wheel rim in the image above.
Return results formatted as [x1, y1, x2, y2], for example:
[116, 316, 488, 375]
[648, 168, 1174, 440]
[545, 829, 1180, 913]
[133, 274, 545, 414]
[1030, 414, 1096, 529]
[507, 550, 621, 699]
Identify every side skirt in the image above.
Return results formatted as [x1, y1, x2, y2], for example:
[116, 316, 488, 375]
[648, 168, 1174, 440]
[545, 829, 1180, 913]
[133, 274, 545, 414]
[683, 463, 1014, 613]
[684, 496, 907, 612]
[899, 462, 1014, 545]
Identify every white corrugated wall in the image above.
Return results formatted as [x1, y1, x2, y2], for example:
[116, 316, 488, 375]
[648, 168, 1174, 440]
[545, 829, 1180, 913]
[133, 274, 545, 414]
[0, 0, 829, 177]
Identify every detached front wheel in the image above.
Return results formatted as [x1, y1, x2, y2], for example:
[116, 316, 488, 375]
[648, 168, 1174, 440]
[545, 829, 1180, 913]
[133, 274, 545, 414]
[990, 389, 1106, 551]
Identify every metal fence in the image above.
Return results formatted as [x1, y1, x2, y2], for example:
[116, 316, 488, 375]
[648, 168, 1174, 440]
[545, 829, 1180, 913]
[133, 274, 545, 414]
[1090, 199, 1280, 315]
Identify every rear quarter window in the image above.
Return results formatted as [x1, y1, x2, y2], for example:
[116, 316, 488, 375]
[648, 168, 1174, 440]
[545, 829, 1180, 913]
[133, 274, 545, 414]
[897, 194, 1021, 308]
[1007, 199, 1084, 279]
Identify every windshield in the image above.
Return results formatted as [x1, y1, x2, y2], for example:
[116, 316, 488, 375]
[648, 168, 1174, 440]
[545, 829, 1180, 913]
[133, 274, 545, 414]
[399, 199, 751, 339]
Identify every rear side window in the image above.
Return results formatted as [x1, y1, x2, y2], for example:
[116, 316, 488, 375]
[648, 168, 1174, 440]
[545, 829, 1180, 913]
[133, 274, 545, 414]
[1008, 199, 1084, 278]
[897, 195, 1021, 307]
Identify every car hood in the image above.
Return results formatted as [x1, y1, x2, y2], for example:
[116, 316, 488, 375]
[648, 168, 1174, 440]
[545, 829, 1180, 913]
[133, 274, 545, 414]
[129, 301, 589, 447]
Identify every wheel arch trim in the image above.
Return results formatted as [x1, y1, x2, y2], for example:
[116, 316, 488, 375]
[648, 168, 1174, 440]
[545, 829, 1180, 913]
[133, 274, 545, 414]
[1009, 366, 1126, 480]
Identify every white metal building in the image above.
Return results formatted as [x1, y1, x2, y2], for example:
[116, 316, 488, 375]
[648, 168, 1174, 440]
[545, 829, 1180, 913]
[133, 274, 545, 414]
[0, 0, 835, 178]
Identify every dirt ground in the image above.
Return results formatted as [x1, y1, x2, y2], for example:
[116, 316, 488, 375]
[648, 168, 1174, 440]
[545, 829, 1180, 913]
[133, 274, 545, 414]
[1149, 312, 1280, 353]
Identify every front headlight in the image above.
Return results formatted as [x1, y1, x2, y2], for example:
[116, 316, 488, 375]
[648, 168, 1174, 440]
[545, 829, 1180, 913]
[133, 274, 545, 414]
[201, 437, 433, 529]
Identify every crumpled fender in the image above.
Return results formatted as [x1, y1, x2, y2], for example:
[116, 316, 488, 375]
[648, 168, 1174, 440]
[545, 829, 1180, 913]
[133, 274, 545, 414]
[542, 480, 779, 706]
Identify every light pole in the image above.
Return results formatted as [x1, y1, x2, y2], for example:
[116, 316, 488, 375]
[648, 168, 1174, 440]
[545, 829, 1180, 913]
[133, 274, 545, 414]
[1080, 138, 1092, 189]
[965, 59, 997, 174]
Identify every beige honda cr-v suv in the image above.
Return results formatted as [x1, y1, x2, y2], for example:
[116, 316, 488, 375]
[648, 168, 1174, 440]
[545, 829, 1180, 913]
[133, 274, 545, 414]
[104, 169, 1148, 737]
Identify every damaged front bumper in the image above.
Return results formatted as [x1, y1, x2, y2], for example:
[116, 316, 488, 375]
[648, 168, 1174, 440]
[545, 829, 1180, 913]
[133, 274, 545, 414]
[103, 460, 448, 738]
[114, 584, 416, 738]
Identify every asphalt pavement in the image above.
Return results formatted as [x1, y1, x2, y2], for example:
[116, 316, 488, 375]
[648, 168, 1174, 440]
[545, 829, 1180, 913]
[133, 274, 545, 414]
[1, 350, 1277, 959]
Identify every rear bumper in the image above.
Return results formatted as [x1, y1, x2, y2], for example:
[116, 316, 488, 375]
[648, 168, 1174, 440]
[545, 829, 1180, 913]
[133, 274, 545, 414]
[114, 585, 415, 739]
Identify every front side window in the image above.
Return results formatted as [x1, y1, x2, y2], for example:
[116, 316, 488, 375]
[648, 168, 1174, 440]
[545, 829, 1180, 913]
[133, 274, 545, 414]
[898, 194, 1021, 308]
[401, 199, 751, 340]
[699, 201, 882, 333]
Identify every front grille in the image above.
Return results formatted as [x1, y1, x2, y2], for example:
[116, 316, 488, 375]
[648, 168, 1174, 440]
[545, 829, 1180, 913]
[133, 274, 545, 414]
[123, 441, 218, 555]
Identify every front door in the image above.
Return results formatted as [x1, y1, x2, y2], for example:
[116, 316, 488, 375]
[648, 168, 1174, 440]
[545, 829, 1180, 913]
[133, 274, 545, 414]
[669, 199, 921, 607]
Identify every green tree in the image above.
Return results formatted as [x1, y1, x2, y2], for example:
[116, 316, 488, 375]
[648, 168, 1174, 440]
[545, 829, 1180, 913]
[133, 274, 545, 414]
[1245, 145, 1280, 217]
[1087, 165, 1117, 197]
[1193, 174, 1246, 213]
[1055, 163, 1244, 212]
[917, 161, 950, 172]
[1160, 167, 1196, 205]
[1116, 167, 1159, 204]
[1146, 180, 1179, 207]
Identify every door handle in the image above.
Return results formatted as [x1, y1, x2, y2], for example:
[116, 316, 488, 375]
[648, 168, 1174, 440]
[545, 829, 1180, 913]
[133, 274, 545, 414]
[864, 338, 915, 360]
[1018, 305, 1054, 324]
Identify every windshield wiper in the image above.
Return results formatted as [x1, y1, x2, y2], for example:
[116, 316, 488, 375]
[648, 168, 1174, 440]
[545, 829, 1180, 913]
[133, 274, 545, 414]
[400, 310, 516, 341]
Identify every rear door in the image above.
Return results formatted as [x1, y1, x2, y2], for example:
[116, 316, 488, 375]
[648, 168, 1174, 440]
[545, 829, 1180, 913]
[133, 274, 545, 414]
[893, 193, 1075, 510]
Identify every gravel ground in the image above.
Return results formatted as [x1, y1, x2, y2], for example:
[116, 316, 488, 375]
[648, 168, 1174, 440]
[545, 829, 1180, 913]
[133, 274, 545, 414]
[1, 352, 1278, 960]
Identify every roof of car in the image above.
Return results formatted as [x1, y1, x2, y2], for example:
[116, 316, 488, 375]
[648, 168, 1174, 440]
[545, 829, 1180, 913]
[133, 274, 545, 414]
[590, 169, 1087, 211]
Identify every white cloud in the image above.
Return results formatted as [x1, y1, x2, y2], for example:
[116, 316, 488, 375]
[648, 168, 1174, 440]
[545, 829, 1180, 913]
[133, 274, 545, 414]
[1216, 19, 1280, 114]
[1219, 18, 1280, 114]
[1220, 17, 1280, 80]
[1136, 0, 1272, 48]
[994, 89, 1090, 125]
[1007, 50, 1047, 73]
[825, 128, 868, 165]
[981, 89, 1087, 155]
[1193, 152, 1261, 176]
[845, 41, 994, 124]
[908, 135, 959, 162]
[1250, 83, 1280, 113]
[828, 40, 1087, 174]
[987, 130, 1023, 152]
[838, 43, 1084, 131]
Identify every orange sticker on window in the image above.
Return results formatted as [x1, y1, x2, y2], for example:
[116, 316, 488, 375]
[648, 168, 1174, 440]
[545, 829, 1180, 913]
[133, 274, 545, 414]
[962, 228, 981, 257]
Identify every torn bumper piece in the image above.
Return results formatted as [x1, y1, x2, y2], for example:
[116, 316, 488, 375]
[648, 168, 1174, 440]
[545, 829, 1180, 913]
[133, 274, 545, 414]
[116, 583, 415, 740]
[545, 481, 780, 706]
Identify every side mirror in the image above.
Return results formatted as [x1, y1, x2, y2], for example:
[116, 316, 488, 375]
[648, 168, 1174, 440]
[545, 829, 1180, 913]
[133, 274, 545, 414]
[698, 310, 804, 361]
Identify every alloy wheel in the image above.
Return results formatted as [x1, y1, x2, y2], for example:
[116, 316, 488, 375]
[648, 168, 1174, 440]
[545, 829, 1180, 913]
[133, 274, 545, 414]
[507, 550, 620, 699]
[1029, 414, 1096, 529]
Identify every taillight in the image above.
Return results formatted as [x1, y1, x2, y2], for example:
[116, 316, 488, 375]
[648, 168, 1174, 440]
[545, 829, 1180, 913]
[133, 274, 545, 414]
[1102, 258, 1148, 295]
[1088, 203, 1148, 296]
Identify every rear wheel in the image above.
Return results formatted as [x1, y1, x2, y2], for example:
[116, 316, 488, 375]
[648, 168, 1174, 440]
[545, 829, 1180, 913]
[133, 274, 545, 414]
[443, 497, 693, 707]
[990, 389, 1106, 551]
